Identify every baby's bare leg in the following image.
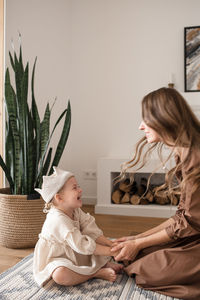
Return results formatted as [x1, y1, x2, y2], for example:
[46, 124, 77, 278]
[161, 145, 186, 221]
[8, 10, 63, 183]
[52, 267, 93, 286]
[52, 266, 117, 286]
[105, 262, 124, 273]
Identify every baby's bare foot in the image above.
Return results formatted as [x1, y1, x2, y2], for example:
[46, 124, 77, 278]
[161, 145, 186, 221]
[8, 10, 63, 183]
[105, 262, 124, 273]
[94, 267, 117, 282]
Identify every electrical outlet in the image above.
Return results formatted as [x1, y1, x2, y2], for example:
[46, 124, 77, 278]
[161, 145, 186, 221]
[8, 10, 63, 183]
[83, 170, 97, 180]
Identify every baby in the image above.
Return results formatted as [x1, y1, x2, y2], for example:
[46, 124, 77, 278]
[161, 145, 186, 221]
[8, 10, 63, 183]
[33, 167, 123, 286]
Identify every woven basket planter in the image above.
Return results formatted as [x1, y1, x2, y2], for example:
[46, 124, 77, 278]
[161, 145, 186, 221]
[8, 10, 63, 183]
[0, 188, 46, 249]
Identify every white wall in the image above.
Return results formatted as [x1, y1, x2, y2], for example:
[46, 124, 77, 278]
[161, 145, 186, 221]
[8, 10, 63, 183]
[5, 0, 200, 202]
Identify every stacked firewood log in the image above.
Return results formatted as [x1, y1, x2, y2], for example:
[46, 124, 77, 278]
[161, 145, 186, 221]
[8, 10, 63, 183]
[111, 177, 179, 206]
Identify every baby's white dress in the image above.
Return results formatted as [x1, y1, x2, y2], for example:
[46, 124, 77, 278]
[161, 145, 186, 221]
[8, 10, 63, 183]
[33, 207, 110, 286]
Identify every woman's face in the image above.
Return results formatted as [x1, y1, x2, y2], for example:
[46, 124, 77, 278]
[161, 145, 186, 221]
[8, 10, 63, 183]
[139, 121, 161, 143]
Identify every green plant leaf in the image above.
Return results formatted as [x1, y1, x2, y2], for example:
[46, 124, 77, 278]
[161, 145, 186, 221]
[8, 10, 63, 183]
[36, 107, 69, 185]
[40, 147, 52, 186]
[36, 103, 50, 185]
[49, 101, 71, 174]
[9, 51, 15, 72]
[19, 45, 24, 72]
[20, 63, 29, 194]
[40, 103, 50, 157]
[0, 155, 14, 192]
[14, 52, 22, 105]
[4, 69, 21, 194]
[5, 120, 15, 181]
[31, 57, 41, 186]
[27, 110, 35, 194]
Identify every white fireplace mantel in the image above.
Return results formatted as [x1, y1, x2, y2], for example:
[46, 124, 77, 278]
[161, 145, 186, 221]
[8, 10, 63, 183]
[95, 157, 177, 218]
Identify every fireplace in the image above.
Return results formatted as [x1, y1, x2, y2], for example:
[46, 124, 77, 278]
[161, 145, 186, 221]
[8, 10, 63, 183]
[95, 158, 177, 218]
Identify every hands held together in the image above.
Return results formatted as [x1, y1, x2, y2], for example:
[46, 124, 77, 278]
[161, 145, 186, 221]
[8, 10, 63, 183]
[110, 236, 141, 262]
[95, 234, 142, 263]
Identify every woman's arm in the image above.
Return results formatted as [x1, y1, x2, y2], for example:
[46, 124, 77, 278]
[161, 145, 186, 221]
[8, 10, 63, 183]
[111, 228, 171, 261]
[135, 217, 175, 239]
[113, 217, 175, 243]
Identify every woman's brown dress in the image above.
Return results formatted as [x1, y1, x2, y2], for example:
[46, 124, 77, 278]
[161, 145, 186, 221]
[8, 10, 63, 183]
[125, 154, 200, 300]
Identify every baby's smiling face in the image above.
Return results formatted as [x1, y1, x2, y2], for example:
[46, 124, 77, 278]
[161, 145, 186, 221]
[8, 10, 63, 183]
[57, 176, 83, 211]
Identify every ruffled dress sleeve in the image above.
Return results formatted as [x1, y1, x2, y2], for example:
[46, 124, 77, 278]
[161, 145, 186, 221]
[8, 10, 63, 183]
[77, 208, 103, 240]
[65, 227, 97, 255]
[165, 154, 200, 240]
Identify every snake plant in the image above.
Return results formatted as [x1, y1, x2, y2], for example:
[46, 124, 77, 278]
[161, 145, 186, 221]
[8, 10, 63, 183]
[0, 45, 71, 195]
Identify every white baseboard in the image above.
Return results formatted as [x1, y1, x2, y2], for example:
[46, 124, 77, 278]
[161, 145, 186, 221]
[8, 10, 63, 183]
[95, 203, 176, 218]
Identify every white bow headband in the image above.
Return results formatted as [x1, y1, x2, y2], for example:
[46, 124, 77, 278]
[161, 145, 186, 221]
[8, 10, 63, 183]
[35, 166, 74, 203]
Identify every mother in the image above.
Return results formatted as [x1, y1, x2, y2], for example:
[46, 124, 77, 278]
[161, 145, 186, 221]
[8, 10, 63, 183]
[111, 87, 200, 300]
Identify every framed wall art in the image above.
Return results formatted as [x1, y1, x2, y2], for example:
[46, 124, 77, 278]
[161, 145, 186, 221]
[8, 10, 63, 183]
[184, 26, 200, 92]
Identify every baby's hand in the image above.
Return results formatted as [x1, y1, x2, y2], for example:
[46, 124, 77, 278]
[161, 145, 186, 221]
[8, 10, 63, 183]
[106, 239, 114, 247]
[111, 249, 121, 258]
[111, 241, 120, 248]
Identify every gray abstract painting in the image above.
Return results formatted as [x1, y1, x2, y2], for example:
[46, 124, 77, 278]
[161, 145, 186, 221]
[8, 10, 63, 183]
[185, 26, 200, 92]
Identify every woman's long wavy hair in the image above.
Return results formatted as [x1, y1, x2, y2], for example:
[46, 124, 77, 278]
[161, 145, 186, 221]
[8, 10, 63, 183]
[118, 87, 200, 199]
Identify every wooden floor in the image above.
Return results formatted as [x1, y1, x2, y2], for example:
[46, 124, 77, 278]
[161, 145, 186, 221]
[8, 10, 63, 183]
[0, 205, 165, 274]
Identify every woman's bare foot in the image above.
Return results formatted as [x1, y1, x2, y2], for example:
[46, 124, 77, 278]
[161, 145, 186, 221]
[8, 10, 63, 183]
[105, 262, 124, 273]
[94, 267, 117, 282]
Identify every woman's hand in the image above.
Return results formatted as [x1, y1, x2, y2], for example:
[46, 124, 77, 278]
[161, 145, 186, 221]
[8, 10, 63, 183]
[111, 229, 172, 261]
[111, 240, 141, 261]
